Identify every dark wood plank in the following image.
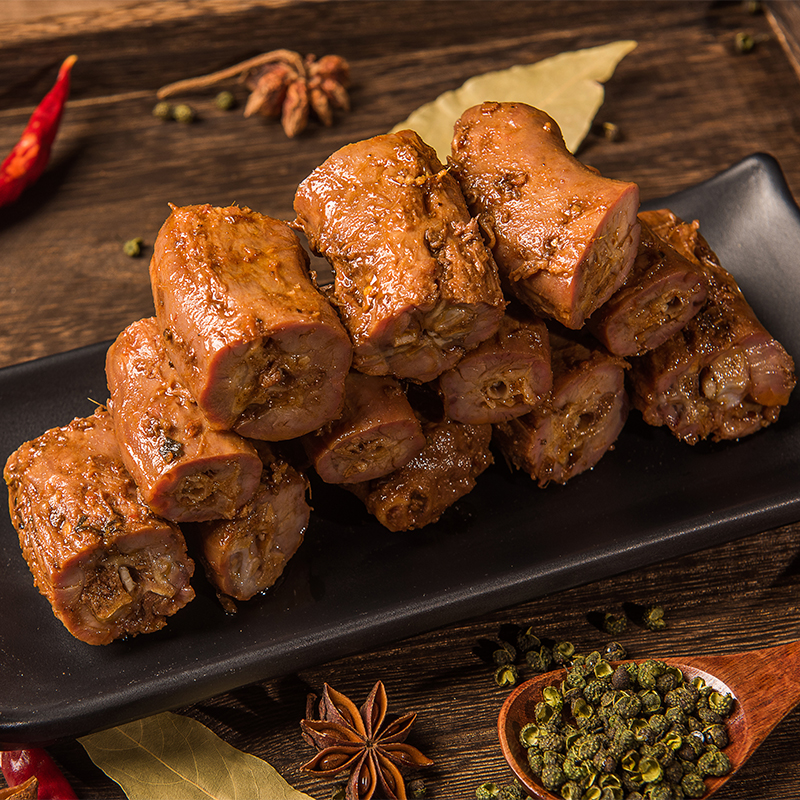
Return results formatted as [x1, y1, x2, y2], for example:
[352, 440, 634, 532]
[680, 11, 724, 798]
[2, 3, 800, 799]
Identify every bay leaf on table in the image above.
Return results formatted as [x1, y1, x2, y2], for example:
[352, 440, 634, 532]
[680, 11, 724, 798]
[79, 711, 313, 800]
[390, 39, 637, 160]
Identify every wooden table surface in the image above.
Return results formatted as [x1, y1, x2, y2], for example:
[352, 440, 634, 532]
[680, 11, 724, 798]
[2, 1, 800, 798]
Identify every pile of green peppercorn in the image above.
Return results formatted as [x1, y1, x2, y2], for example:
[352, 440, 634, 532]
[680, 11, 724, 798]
[519, 653, 734, 799]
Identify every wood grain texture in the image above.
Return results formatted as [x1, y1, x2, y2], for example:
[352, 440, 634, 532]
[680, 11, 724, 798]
[1, 2, 800, 798]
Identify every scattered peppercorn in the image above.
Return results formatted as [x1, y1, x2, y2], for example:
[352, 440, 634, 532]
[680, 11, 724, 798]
[643, 604, 667, 631]
[601, 611, 628, 636]
[602, 121, 622, 142]
[734, 31, 756, 53]
[152, 100, 173, 119]
[215, 90, 237, 110]
[495, 663, 520, 687]
[122, 237, 143, 257]
[172, 103, 196, 123]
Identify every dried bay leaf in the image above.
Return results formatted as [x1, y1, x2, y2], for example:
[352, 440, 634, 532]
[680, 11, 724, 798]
[79, 712, 314, 800]
[391, 40, 637, 159]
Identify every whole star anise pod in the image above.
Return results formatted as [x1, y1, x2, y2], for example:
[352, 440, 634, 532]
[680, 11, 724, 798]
[300, 681, 433, 800]
[157, 49, 350, 139]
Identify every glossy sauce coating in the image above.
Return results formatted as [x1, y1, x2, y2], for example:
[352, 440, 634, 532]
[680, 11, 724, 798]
[347, 417, 493, 531]
[494, 334, 629, 486]
[451, 102, 640, 329]
[302, 371, 426, 484]
[438, 305, 553, 424]
[150, 203, 352, 440]
[3, 408, 195, 645]
[629, 209, 796, 443]
[294, 129, 506, 382]
[106, 317, 263, 522]
[588, 214, 708, 356]
[188, 442, 309, 604]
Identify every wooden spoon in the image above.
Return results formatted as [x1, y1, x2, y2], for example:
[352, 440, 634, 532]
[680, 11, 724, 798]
[498, 640, 800, 799]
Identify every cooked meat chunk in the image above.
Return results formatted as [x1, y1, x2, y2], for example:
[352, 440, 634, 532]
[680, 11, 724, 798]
[347, 418, 493, 531]
[3, 407, 195, 645]
[302, 371, 425, 484]
[188, 442, 309, 604]
[587, 214, 707, 356]
[293, 129, 506, 382]
[106, 317, 263, 522]
[628, 209, 796, 443]
[150, 203, 353, 440]
[450, 102, 640, 329]
[437, 305, 552, 424]
[494, 334, 629, 486]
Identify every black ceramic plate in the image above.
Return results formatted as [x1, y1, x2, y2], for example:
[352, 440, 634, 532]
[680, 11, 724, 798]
[1, 153, 799, 747]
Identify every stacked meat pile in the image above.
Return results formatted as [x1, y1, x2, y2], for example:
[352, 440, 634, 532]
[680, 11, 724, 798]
[4, 101, 796, 645]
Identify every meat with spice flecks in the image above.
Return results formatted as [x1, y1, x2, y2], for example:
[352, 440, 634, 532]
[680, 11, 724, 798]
[294, 129, 506, 383]
[187, 441, 309, 606]
[150, 203, 352, 441]
[494, 334, 629, 487]
[106, 317, 263, 522]
[4, 407, 195, 645]
[302, 371, 426, 484]
[347, 415, 493, 532]
[437, 304, 552, 424]
[587, 213, 707, 357]
[450, 102, 640, 329]
[628, 209, 796, 443]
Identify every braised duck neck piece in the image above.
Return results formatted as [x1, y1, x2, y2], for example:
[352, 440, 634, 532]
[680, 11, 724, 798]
[302, 371, 426, 484]
[3, 407, 195, 645]
[494, 333, 629, 487]
[347, 415, 494, 532]
[450, 101, 640, 329]
[106, 317, 263, 522]
[628, 208, 796, 444]
[587, 214, 708, 357]
[187, 441, 309, 607]
[293, 129, 506, 383]
[437, 304, 553, 425]
[150, 203, 353, 441]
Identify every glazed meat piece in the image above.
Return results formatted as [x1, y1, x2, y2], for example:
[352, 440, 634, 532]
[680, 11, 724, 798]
[347, 417, 493, 532]
[450, 102, 640, 329]
[302, 371, 425, 484]
[3, 408, 195, 645]
[106, 317, 263, 522]
[150, 203, 353, 440]
[494, 334, 629, 487]
[188, 442, 309, 605]
[437, 305, 552, 424]
[293, 129, 506, 382]
[628, 209, 796, 443]
[587, 214, 708, 356]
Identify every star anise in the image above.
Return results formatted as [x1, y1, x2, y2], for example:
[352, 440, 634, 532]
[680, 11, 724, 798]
[300, 681, 433, 800]
[156, 49, 350, 138]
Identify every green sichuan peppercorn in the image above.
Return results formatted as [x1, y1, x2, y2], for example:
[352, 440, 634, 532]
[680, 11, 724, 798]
[601, 611, 628, 636]
[215, 90, 236, 110]
[172, 103, 195, 123]
[643, 604, 667, 631]
[516, 659, 734, 800]
[494, 664, 519, 687]
[122, 237, 143, 257]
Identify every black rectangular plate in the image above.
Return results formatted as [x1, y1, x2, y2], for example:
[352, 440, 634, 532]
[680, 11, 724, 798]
[1, 153, 798, 747]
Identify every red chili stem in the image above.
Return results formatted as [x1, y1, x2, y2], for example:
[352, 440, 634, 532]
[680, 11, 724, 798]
[0, 54, 77, 207]
[0, 749, 77, 800]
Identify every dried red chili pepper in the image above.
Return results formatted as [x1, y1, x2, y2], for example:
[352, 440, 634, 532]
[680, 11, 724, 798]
[0, 54, 77, 207]
[0, 749, 77, 800]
